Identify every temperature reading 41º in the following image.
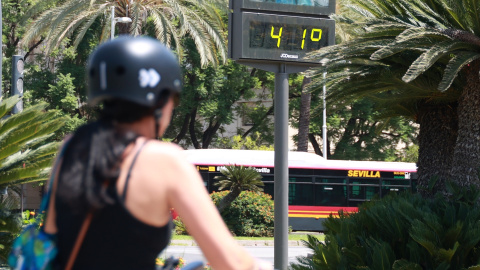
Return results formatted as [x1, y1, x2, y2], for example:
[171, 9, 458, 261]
[271, 27, 322, 49]
[249, 21, 328, 53]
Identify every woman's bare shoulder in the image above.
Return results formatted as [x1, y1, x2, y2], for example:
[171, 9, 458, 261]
[141, 141, 189, 167]
[139, 141, 199, 188]
[144, 140, 183, 152]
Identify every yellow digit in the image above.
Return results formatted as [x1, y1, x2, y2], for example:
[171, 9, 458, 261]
[311, 28, 323, 42]
[271, 26, 283, 48]
[301, 29, 307, 49]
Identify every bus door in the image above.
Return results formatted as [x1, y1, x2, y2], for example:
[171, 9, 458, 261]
[348, 178, 380, 207]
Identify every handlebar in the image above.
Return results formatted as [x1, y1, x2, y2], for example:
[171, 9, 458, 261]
[160, 257, 204, 270]
[181, 261, 204, 270]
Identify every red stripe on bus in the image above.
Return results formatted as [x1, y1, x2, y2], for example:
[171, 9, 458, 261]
[288, 206, 358, 212]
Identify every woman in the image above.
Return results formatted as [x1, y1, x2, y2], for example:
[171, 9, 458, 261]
[44, 36, 273, 270]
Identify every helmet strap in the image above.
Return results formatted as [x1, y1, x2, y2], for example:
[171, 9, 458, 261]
[154, 109, 163, 140]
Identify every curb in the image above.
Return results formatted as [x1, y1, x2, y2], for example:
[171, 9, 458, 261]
[170, 240, 303, 247]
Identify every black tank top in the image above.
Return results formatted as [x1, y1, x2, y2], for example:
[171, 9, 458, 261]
[55, 142, 172, 270]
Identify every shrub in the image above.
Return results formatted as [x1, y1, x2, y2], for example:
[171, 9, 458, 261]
[173, 217, 188, 235]
[211, 191, 274, 237]
[290, 183, 480, 270]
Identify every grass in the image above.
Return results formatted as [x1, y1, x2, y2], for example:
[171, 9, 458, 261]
[172, 233, 325, 242]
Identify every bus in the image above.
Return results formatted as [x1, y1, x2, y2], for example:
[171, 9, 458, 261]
[184, 149, 417, 231]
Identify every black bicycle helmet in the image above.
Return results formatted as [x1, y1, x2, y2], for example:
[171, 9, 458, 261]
[87, 36, 182, 108]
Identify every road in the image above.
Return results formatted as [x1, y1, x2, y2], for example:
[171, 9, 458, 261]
[161, 245, 311, 267]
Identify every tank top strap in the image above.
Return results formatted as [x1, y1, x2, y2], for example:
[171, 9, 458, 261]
[121, 140, 149, 202]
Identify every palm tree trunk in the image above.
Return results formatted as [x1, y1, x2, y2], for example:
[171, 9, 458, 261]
[450, 60, 480, 188]
[117, 23, 130, 35]
[416, 103, 457, 197]
[297, 77, 311, 152]
[308, 133, 322, 156]
[216, 188, 242, 213]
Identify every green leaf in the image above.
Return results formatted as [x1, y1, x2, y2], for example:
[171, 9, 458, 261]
[395, 27, 448, 43]
[0, 96, 21, 119]
[392, 259, 422, 270]
[402, 40, 477, 82]
[438, 52, 480, 91]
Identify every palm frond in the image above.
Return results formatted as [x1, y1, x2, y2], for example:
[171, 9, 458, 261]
[0, 103, 49, 142]
[0, 159, 53, 185]
[438, 52, 480, 91]
[214, 165, 263, 192]
[0, 142, 60, 174]
[21, 0, 227, 67]
[0, 97, 63, 187]
[395, 27, 449, 43]
[370, 33, 447, 61]
[399, 0, 448, 28]
[0, 96, 21, 120]
[402, 40, 478, 82]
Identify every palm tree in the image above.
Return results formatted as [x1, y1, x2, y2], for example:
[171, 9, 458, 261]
[0, 96, 64, 185]
[364, 0, 480, 187]
[0, 95, 63, 263]
[306, 0, 479, 195]
[20, 0, 227, 67]
[214, 165, 264, 213]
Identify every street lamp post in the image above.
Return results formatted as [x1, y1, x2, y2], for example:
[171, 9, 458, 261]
[111, 6, 132, 39]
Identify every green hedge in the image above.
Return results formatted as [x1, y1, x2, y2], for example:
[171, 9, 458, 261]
[291, 184, 480, 270]
[211, 191, 274, 237]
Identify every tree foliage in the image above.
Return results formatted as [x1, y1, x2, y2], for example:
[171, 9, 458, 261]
[0, 195, 22, 265]
[214, 165, 264, 213]
[291, 91, 419, 161]
[0, 96, 64, 186]
[24, 43, 90, 139]
[211, 191, 274, 237]
[20, 0, 227, 67]
[165, 38, 274, 149]
[306, 0, 480, 194]
[290, 184, 480, 270]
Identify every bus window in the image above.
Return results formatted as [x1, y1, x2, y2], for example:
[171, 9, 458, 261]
[289, 183, 314, 205]
[261, 176, 274, 197]
[289, 176, 313, 183]
[381, 186, 410, 197]
[348, 180, 379, 206]
[314, 185, 347, 206]
[262, 175, 274, 183]
[349, 179, 380, 185]
[381, 179, 412, 197]
[382, 179, 410, 186]
[208, 173, 223, 193]
[264, 183, 274, 199]
[290, 169, 313, 176]
[315, 177, 346, 184]
[198, 172, 209, 188]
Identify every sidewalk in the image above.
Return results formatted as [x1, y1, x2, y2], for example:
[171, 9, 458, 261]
[170, 232, 322, 247]
[170, 239, 307, 247]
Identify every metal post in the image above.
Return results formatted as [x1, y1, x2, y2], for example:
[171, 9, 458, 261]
[274, 64, 289, 270]
[322, 70, 327, 159]
[111, 6, 115, 40]
[11, 55, 25, 214]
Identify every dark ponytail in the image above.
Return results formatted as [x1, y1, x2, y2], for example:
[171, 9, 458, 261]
[56, 100, 156, 213]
